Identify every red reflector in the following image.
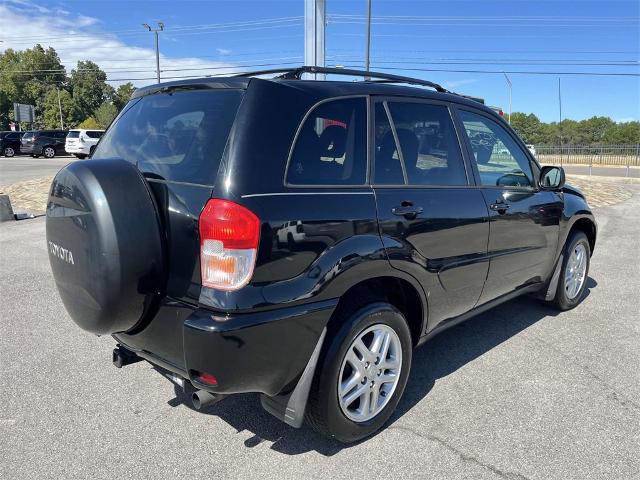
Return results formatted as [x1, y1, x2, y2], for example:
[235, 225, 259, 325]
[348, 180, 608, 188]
[199, 199, 260, 250]
[197, 372, 218, 386]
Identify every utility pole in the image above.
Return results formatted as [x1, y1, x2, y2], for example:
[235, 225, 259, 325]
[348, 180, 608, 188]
[56, 87, 64, 129]
[143, 22, 165, 83]
[558, 77, 563, 166]
[304, 0, 325, 79]
[503, 72, 512, 124]
[365, 0, 372, 77]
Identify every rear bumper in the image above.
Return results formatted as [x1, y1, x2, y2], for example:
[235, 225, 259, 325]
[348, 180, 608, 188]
[113, 298, 336, 396]
[65, 144, 90, 154]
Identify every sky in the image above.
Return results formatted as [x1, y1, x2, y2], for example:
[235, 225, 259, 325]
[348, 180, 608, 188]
[0, 0, 639, 123]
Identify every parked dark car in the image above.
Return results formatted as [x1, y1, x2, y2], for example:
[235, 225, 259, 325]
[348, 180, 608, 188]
[20, 130, 67, 158]
[46, 67, 596, 443]
[0, 131, 24, 157]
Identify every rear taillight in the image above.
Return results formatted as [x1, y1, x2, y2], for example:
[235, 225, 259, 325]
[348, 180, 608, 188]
[199, 199, 260, 291]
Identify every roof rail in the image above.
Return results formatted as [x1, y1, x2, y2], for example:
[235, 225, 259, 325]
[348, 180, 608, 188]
[233, 65, 449, 93]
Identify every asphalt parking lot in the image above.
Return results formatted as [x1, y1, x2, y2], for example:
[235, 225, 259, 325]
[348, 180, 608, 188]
[0, 155, 76, 185]
[1, 186, 639, 480]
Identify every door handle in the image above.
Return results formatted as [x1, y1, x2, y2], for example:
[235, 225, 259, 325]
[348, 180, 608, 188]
[489, 200, 511, 213]
[392, 203, 423, 219]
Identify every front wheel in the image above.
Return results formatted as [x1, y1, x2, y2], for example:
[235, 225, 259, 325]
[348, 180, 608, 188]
[550, 231, 591, 310]
[43, 146, 56, 158]
[306, 303, 412, 443]
[3, 146, 15, 157]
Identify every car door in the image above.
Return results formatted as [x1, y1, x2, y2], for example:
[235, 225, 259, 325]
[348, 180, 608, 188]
[372, 98, 490, 329]
[455, 107, 563, 304]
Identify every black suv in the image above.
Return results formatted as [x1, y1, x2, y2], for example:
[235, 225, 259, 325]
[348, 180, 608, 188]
[46, 67, 596, 442]
[20, 130, 67, 158]
[0, 130, 24, 157]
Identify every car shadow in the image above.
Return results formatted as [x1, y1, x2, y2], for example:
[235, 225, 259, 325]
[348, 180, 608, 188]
[167, 277, 597, 456]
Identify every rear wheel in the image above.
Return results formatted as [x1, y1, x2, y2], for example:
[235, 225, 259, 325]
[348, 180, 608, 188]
[43, 146, 55, 158]
[3, 146, 15, 157]
[306, 303, 412, 443]
[550, 231, 590, 310]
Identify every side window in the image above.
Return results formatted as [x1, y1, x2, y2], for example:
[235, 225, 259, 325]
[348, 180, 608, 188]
[374, 102, 404, 184]
[287, 98, 367, 185]
[386, 102, 467, 186]
[458, 110, 533, 187]
[86, 131, 103, 139]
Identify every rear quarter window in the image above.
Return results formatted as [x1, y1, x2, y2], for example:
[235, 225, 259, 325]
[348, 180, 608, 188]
[92, 89, 244, 185]
[287, 97, 367, 186]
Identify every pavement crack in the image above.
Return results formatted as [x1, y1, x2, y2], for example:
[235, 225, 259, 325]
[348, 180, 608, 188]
[525, 335, 640, 413]
[388, 425, 532, 480]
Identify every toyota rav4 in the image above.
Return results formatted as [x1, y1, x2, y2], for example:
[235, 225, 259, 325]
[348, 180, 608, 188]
[46, 66, 596, 443]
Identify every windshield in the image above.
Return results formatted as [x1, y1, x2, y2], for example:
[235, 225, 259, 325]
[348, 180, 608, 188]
[22, 132, 34, 139]
[67, 131, 80, 138]
[92, 89, 244, 185]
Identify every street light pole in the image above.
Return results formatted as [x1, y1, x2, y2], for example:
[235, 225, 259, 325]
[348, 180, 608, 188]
[365, 0, 372, 78]
[503, 72, 512, 124]
[56, 87, 64, 129]
[143, 22, 165, 83]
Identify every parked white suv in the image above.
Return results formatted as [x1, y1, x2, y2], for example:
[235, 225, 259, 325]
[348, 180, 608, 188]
[526, 144, 536, 157]
[65, 129, 104, 159]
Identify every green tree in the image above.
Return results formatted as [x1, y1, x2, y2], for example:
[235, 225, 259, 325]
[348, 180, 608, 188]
[69, 60, 109, 123]
[42, 87, 73, 129]
[114, 82, 135, 111]
[78, 117, 101, 129]
[0, 45, 66, 128]
[94, 102, 118, 128]
[510, 112, 545, 144]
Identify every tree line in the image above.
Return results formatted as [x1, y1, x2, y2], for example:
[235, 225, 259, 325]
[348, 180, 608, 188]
[0, 44, 135, 131]
[1, 45, 639, 144]
[510, 112, 639, 146]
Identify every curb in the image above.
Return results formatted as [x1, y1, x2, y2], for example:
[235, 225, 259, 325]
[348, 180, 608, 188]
[0, 193, 15, 222]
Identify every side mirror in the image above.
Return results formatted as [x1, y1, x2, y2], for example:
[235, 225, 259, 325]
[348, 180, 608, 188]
[539, 166, 565, 190]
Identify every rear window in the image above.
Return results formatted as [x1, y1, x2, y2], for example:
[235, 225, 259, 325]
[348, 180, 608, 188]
[67, 131, 80, 138]
[85, 131, 103, 139]
[92, 89, 243, 184]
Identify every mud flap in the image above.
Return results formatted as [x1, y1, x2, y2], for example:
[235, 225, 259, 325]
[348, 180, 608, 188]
[544, 254, 564, 301]
[260, 327, 327, 428]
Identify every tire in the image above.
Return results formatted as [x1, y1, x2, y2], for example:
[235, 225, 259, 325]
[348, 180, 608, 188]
[306, 302, 413, 443]
[31, 154, 39, 158]
[3, 146, 15, 157]
[550, 231, 591, 310]
[43, 146, 56, 158]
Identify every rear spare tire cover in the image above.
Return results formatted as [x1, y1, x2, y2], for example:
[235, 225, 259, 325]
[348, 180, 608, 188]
[46, 159, 165, 335]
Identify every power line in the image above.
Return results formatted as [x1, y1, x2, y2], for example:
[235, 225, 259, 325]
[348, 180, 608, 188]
[333, 63, 640, 77]
[1, 17, 305, 42]
[1, 19, 304, 46]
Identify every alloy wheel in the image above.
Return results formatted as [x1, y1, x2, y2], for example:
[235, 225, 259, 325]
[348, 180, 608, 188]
[565, 243, 587, 300]
[337, 324, 402, 422]
[44, 147, 55, 158]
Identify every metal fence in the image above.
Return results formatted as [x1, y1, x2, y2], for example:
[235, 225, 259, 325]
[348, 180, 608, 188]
[535, 144, 640, 167]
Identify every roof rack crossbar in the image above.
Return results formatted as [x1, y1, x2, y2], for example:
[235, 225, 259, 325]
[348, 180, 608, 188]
[233, 65, 449, 93]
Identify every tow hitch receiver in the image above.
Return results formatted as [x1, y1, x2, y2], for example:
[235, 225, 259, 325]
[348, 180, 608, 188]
[112, 345, 143, 368]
